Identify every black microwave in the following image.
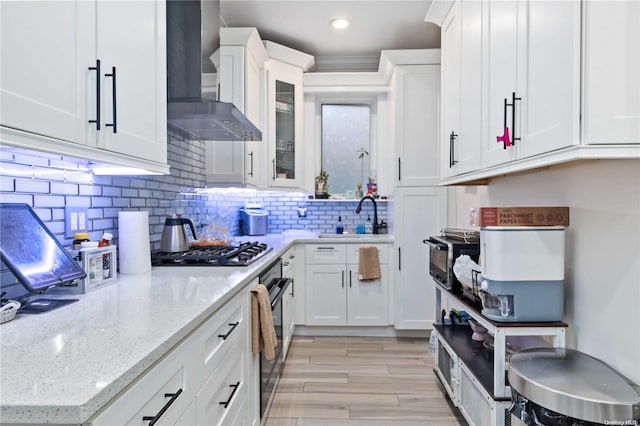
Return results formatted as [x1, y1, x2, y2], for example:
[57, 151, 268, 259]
[423, 235, 480, 294]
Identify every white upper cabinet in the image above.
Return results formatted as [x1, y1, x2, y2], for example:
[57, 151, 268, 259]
[483, 0, 581, 168]
[265, 42, 313, 189]
[440, 1, 482, 178]
[394, 64, 441, 186]
[207, 28, 268, 185]
[1, 1, 96, 147]
[430, 0, 639, 185]
[582, 1, 640, 145]
[0, 0, 169, 173]
[380, 50, 441, 187]
[95, 0, 167, 165]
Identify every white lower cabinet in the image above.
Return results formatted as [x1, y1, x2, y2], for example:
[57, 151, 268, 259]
[89, 281, 257, 426]
[195, 339, 247, 425]
[304, 243, 390, 326]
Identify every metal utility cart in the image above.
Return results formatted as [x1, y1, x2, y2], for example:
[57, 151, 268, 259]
[433, 284, 568, 426]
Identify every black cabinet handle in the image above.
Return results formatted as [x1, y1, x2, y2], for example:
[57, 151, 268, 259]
[449, 131, 458, 167]
[290, 279, 294, 297]
[105, 66, 117, 133]
[398, 157, 401, 181]
[272, 158, 276, 180]
[341, 270, 345, 288]
[248, 151, 254, 177]
[219, 382, 240, 408]
[218, 321, 240, 340]
[142, 388, 183, 425]
[398, 247, 402, 271]
[88, 60, 101, 130]
[349, 270, 352, 288]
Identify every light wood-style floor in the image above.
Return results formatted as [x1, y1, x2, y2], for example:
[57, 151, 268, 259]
[265, 336, 466, 426]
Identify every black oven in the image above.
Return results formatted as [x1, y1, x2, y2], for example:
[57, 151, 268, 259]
[258, 258, 291, 421]
[423, 233, 480, 295]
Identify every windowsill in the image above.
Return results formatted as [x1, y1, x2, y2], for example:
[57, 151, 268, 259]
[307, 197, 389, 202]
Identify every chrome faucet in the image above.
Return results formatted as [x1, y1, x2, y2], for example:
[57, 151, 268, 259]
[355, 195, 379, 234]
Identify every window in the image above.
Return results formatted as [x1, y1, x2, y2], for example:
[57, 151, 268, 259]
[321, 104, 371, 195]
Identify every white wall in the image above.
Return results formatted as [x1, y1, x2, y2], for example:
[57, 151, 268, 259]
[452, 159, 640, 384]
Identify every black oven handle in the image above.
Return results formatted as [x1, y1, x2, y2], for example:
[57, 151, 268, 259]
[269, 278, 291, 310]
[422, 238, 447, 250]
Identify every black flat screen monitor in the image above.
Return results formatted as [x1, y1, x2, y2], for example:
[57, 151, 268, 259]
[0, 203, 86, 293]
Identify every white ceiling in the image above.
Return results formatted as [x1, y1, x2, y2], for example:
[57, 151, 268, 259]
[217, 0, 441, 72]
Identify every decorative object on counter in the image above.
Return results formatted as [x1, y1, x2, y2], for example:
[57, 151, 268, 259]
[0, 292, 20, 324]
[355, 182, 364, 198]
[366, 176, 378, 197]
[118, 211, 152, 274]
[315, 170, 330, 199]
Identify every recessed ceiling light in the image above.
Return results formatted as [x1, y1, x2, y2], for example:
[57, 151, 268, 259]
[329, 18, 350, 30]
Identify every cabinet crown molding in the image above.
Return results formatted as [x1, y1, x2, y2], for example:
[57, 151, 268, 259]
[264, 40, 315, 71]
[424, 0, 455, 26]
[220, 27, 269, 66]
[378, 49, 441, 83]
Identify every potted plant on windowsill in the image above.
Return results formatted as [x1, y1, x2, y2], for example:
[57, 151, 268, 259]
[356, 147, 368, 198]
[315, 170, 329, 199]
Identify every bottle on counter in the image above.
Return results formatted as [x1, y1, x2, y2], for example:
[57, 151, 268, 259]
[365, 215, 373, 234]
[336, 216, 344, 234]
[98, 232, 113, 247]
[73, 232, 90, 250]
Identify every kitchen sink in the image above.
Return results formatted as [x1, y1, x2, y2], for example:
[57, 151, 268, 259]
[318, 233, 374, 238]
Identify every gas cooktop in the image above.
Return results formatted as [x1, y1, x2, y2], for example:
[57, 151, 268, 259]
[151, 241, 271, 266]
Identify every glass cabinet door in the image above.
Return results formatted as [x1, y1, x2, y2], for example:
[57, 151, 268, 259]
[275, 80, 296, 180]
[268, 58, 303, 188]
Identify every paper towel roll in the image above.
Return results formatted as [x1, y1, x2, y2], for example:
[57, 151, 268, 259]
[118, 211, 152, 274]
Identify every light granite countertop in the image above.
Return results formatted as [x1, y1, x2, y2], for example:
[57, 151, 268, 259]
[0, 234, 394, 425]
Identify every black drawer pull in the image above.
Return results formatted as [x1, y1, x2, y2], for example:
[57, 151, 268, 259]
[219, 381, 240, 408]
[142, 388, 183, 425]
[218, 321, 240, 340]
[88, 59, 101, 130]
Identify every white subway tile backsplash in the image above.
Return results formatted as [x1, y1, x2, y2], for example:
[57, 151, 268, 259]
[33, 195, 65, 207]
[15, 179, 50, 193]
[51, 182, 79, 195]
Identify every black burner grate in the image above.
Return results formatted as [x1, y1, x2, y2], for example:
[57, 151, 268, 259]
[151, 242, 271, 266]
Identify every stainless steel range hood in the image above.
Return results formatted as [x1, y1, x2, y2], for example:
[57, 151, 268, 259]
[166, 0, 262, 141]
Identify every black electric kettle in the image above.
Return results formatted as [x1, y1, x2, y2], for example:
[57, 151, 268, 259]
[160, 214, 197, 252]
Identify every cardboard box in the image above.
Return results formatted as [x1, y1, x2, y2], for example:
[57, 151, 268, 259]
[470, 207, 569, 227]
